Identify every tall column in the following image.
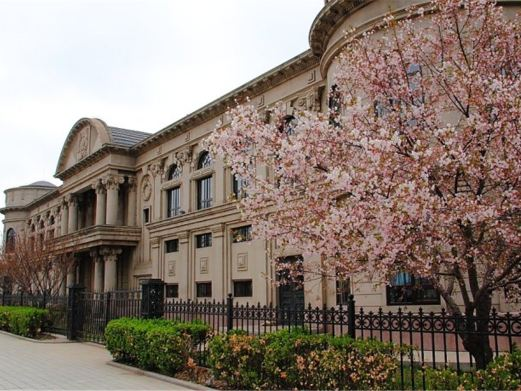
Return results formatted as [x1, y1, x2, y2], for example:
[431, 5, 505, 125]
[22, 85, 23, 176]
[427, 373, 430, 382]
[103, 175, 124, 225]
[91, 250, 104, 292]
[212, 224, 225, 300]
[101, 247, 122, 292]
[61, 200, 69, 236]
[93, 180, 107, 226]
[127, 177, 137, 227]
[66, 259, 77, 288]
[67, 195, 78, 233]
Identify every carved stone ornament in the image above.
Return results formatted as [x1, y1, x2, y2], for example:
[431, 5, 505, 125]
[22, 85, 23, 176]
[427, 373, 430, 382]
[148, 159, 165, 178]
[175, 147, 193, 166]
[76, 126, 90, 161]
[102, 174, 125, 190]
[142, 176, 152, 201]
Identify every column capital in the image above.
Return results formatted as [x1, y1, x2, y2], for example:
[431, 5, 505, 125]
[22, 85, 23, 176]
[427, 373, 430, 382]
[89, 249, 103, 262]
[102, 174, 125, 191]
[92, 179, 106, 194]
[127, 176, 137, 190]
[148, 160, 165, 178]
[100, 247, 122, 261]
[64, 194, 78, 206]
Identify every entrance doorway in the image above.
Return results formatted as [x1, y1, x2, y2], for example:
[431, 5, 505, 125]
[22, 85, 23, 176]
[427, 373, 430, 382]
[277, 256, 305, 324]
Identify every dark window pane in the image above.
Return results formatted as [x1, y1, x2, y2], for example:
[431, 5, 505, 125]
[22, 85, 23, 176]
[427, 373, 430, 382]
[165, 239, 179, 253]
[196, 233, 212, 248]
[168, 164, 181, 180]
[233, 280, 252, 297]
[387, 272, 440, 305]
[197, 151, 212, 169]
[166, 284, 179, 298]
[336, 279, 350, 305]
[197, 176, 212, 209]
[167, 187, 181, 217]
[232, 174, 247, 198]
[143, 208, 150, 224]
[196, 282, 211, 298]
[232, 225, 252, 243]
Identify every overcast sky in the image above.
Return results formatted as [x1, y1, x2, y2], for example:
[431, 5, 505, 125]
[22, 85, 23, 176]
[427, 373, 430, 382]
[0, 0, 323, 233]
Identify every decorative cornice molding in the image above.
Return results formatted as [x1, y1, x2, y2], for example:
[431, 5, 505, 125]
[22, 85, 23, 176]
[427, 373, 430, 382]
[309, 0, 371, 57]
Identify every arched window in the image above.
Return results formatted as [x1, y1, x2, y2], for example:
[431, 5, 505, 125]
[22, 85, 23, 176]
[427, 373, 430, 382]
[168, 164, 181, 180]
[5, 228, 16, 251]
[197, 151, 212, 170]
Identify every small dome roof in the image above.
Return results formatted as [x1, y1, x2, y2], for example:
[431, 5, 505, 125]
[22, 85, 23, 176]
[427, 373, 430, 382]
[26, 181, 57, 188]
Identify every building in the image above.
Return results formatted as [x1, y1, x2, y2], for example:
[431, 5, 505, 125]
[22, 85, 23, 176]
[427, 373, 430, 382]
[1, 0, 518, 313]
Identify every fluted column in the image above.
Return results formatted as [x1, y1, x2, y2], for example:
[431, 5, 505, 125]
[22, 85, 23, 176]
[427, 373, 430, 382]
[93, 180, 107, 226]
[67, 195, 78, 233]
[101, 247, 122, 292]
[61, 200, 69, 236]
[127, 177, 137, 227]
[103, 175, 124, 225]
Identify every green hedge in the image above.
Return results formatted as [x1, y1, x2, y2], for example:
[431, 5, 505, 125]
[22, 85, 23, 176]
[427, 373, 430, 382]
[0, 306, 50, 338]
[424, 349, 521, 390]
[104, 317, 210, 376]
[208, 328, 399, 390]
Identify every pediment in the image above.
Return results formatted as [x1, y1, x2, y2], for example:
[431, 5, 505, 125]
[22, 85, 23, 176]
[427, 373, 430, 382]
[55, 118, 111, 176]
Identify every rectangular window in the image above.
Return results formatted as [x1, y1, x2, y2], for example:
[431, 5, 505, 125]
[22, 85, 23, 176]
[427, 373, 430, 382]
[167, 187, 181, 217]
[232, 174, 247, 198]
[197, 176, 212, 209]
[336, 279, 350, 306]
[166, 284, 179, 298]
[165, 239, 179, 253]
[232, 225, 252, 243]
[386, 272, 440, 305]
[233, 280, 253, 297]
[143, 208, 150, 224]
[196, 282, 212, 298]
[196, 233, 212, 248]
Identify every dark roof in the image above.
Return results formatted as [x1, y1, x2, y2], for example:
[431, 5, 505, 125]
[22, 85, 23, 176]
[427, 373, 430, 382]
[108, 127, 151, 148]
[25, 181, 57, 188]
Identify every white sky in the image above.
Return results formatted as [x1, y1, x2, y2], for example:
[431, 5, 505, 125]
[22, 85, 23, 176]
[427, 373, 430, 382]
[0, 0, 323, 234]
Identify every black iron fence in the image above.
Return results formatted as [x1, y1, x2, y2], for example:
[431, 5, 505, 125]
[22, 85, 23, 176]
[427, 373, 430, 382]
[3, 284, 520, 390]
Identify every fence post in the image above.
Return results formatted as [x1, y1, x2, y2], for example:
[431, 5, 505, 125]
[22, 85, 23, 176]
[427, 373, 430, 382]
[348, 294, 356, 339]
[140, 279, 165, 319]
[20, 291, 24, 306]
[67, 285, 84, 340]
[104, 291, 112, 327]
[226, 293, 234, 332]
[1, 290, 5, 306]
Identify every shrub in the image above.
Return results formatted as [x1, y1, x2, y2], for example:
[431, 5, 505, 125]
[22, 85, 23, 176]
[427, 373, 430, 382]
[0, 306, 49, 338]
[104, 317, 210, 375]
[209, 328, 399, 390]
[423, 349, 521, 391]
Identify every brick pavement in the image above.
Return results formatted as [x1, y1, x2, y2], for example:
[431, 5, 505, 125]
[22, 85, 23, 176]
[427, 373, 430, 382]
[0, 332, 184, 390]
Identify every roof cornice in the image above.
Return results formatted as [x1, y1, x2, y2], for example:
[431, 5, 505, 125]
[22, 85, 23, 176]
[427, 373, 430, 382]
[309, 0, 371, 57]
[131, 50, 319, 154]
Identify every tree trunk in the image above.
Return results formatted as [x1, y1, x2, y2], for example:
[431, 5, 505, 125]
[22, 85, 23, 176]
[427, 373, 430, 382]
[459, 293, 493, 370]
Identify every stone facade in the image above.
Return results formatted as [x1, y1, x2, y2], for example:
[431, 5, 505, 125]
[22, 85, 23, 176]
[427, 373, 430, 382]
[1, 0, 519, 312]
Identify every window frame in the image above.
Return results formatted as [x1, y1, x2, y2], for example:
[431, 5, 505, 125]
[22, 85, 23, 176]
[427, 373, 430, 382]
[166, 186, 181, 217]
[233, 280, 253, 298]
[232, 225, 252, 243]
[165, 284, 179, 298]
[386, 272, 440, 306]
[197, 176, 213, 209]
[196, 233, 212, 248]
[196, 282, 212, 298]
[165, 239, 179, 253]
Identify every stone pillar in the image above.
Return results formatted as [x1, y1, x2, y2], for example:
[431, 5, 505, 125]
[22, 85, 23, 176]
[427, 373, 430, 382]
[91, 250, 104, 292]
[127, 177, 137, 227]
[67, 195, 78, 233]
[212, 224, 225, 300]
[61, 200, 69, 236]
[103, 175, 124, 226]
[66, 263, 77, 288]
[93, 180, 107, 226]
[101, 247, 122, 292]
[179, 231, 190, 299]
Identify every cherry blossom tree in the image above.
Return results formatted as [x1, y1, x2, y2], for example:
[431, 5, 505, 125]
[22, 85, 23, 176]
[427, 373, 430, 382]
[207, 0, 521, 368]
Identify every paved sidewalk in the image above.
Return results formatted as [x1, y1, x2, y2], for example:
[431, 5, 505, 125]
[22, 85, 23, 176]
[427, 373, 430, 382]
[0, 332, 184, 389]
